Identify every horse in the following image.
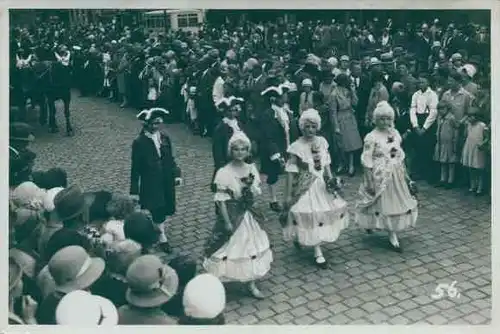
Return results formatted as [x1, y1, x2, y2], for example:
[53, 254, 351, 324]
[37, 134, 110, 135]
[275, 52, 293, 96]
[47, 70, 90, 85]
[15, 60, 74, 136]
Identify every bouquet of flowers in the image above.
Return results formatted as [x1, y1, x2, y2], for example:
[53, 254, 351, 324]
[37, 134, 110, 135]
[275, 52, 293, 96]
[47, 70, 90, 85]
[240, 173, 255, 210]
[324, 175, 344, 197]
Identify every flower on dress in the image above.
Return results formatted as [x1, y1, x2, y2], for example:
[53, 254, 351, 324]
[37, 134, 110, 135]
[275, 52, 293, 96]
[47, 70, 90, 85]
[311, 141, 322, 171]
[240, 173, 255, 187]
[389, 147, 398, 158]
[387, 136, 394, 143]
[325, 176, 344, 197]
[240, 173, 255, 209]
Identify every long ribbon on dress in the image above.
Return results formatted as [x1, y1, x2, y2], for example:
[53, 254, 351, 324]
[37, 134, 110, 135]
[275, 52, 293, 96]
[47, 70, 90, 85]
[204, 183, 265, 258]
[279, 158, 316, 227]
[357, 145, 414, 209]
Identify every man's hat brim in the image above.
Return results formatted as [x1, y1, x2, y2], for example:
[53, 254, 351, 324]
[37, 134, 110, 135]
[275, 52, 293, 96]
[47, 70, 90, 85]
[137, 108, 170, 122]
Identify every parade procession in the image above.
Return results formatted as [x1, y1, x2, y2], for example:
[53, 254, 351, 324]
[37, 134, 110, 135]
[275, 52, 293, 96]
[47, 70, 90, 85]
[8, 9, 491, 326]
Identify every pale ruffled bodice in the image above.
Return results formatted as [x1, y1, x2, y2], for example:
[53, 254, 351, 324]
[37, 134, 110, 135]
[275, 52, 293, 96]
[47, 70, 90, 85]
[213, 163, 262, 202]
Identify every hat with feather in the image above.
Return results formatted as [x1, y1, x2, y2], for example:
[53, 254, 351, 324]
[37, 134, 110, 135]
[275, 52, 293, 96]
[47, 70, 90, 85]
[136, 108, 170, 123]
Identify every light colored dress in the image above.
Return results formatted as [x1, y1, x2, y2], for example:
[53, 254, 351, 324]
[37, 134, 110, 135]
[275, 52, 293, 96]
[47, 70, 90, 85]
[355, 129, 418, 231]
[434, 113, 459, 163]
[329, 87, 363, 152]
[283, 136, 349, 246]
[461, 121, 487, 169]
[117, 54, 129, 95]
[203, 163, 273, 283]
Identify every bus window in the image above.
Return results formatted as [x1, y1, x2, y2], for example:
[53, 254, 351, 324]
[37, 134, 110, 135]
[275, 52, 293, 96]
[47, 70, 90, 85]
[178, 13, 198, 28]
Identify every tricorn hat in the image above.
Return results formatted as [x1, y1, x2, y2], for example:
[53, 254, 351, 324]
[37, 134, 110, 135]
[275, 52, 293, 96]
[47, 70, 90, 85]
[136, 108, 170, 123]
[261, 86, 285, 99]
[215, 96, 245, 110]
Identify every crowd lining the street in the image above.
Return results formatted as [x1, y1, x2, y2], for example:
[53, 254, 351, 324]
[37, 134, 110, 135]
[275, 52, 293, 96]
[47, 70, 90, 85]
[9, 13, 490, 325]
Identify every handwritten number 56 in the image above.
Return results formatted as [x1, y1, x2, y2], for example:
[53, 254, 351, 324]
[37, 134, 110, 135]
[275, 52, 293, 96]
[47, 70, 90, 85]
[431, 281, 460, 299]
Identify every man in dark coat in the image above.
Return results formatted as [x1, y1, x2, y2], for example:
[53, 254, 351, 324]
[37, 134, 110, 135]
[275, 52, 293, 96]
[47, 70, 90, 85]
[412, 24, 432, 73]
[351, 61, 371, 138]
[245, 59, 268, 119]
[197, 52, 220, 137]
[130, 108, 182, 253]
[211, 97, 249, 192]
[259, 86, 289, 212]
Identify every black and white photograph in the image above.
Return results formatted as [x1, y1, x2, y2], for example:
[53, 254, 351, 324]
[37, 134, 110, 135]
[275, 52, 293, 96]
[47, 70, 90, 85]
[6, 5, 493, 327]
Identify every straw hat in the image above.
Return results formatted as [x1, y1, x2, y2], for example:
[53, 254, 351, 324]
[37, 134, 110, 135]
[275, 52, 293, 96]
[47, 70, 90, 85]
[125, 255, 179, 308]
[53, 185, 86, 221]
[48, 245, 105, 294]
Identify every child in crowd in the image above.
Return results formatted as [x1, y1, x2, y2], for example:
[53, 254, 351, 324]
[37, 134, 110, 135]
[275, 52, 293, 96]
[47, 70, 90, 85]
[100, 194, 139, 247]
[461, 107, 489, 196]
[434, 101, 460, 188]
[185, 86, 199, 134]
[145, 77, 159, 109]
[299, 78, 315, 113]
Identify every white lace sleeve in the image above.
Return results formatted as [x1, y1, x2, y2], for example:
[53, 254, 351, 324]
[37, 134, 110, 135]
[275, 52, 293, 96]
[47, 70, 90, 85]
[285, 154, 300, 173]
[213, 168, 232, 202]
[361, 133, 376, 169]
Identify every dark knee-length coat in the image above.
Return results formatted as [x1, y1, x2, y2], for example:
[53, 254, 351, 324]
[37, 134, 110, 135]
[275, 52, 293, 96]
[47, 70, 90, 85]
[130, 130, 181, 216]
[259, 107, 288, 175]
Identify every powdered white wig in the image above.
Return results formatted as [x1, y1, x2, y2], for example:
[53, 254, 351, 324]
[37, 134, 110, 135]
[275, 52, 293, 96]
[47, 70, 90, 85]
[373, 101, 395, 124]
[227, 131, 252, 156]
[299, 108, 322, 131]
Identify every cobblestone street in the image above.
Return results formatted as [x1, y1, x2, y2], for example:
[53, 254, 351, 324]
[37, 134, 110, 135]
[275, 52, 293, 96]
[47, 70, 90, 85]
[29, 93, 492, 325]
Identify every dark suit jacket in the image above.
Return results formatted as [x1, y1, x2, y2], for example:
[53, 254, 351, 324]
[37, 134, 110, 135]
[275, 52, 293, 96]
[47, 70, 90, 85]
[355, 73, 372, 124]
[197, 66, 218, 109]
[259, 108, 288, 162]
[413, 35, 432, 61]
[247, 74, 268, 119]
[130, 130, 180, 215]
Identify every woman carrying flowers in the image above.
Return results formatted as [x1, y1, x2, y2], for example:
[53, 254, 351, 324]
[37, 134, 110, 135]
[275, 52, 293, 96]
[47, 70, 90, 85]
[281, 108, 349, 269]
[204, 132, 272, 299]
[355, 101, 418, 252]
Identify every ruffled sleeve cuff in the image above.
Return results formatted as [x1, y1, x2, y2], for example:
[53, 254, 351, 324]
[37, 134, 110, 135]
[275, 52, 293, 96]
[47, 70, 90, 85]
[214, 191, 231, 202]
[360, 135, 375, 169]
[251, 184, 262, 196]
[285, 162, 299, 173]
[270, 153, 281, 161]
[213, 168, 232, 202]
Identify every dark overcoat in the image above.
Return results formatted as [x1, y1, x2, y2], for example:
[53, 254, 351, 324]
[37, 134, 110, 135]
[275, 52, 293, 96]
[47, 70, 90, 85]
[259, 108, 288, 175]
[130, 130, 181, 216]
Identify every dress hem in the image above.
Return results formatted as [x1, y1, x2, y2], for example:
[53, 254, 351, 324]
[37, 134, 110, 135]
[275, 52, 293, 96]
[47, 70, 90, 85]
[203, 249, 273, 283]
[283, 213, 350, 246]
[354, 209, 418, 232]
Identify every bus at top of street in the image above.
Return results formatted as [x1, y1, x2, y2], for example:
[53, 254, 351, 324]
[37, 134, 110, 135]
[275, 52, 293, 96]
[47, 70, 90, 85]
[142, 9, 205, 35]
